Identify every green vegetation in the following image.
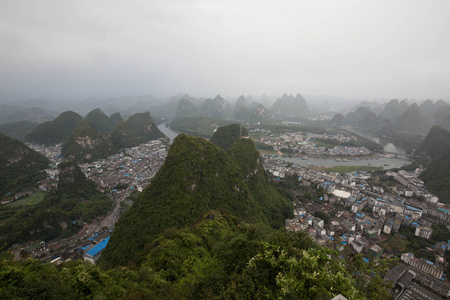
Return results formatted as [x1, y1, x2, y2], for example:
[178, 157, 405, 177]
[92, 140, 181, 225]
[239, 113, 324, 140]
[393, 103, 433, 134]
[111, 111, 165, 149]
[170, 116, 232, 138]
[0, 133, 49, 197]
[25, 111, 82, 145]
[0, 120, 37, 141]
[270, 93, 309, 119]
[322, 165, 383, 174]
[1, 210, 392, 299]
[419, 148, 450, 204]
[109, 112, 123, 127]
[418, 125, 450, 158]
[84, 108, 116, 133]
[414, 126, 450, 203]
[100, 133, 292, 266]
[228, 138, 293, 228]
[0, 161, 111, 250]
[7, 192, 46, 208]
[61, 120, 116, 163]
[210, 123, 248, 150]
[379, 226, 438, 259]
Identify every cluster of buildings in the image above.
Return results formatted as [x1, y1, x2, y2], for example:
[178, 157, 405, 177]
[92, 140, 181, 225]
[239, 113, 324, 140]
[80, 139, 168, 193]
[10, 139, 169, 264]
[262, 155, 450, 297]
[257, 130, 372, 156]
[27, 143, 64, 167]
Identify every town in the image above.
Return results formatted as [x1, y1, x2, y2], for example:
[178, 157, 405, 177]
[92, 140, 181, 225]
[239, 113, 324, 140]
[253, 128, 373, 157]
[264, 155, 450, 299]
[8, 139, 168, 265]
[7, 129, 450, 299]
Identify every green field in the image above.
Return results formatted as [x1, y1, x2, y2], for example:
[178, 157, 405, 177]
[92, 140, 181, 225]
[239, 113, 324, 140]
[379, 235, 410, 256]
[322, 165, 383, 174]
[7, 192, 46, 208]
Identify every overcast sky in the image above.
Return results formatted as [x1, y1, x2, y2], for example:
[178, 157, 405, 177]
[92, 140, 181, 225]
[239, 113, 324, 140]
[1, 0, 449, 101]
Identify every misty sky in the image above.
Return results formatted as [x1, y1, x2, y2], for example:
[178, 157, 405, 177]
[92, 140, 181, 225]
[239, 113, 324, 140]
[1, 1, 449, 101]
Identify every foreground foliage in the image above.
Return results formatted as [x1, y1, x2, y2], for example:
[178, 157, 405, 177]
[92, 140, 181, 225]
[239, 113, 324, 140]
[1, 211, 392, 299]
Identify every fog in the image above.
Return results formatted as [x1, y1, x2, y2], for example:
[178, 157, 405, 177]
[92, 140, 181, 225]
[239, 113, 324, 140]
[1, 0, 449, 102]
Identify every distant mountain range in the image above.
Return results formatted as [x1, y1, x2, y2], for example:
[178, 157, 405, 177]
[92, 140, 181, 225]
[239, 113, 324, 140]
[6, 108, 166, 163]
[336, 99, 450, 137]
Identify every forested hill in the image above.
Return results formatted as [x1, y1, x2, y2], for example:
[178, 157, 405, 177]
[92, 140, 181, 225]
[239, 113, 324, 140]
[25, 111, 82, 145]
[417, 126, 450, 204]
[210, 123, 248, 150]
[111, 111, 165, 149]
[84, 108, 117, 133]
[61, 120, 116, 163]
[100, 133, 293, 266]
[418, 125, 450, 158]
[0, 132, 49, 196]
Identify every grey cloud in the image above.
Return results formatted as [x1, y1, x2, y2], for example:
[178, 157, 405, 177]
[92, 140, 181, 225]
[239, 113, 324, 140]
[1, 0, 449, 101]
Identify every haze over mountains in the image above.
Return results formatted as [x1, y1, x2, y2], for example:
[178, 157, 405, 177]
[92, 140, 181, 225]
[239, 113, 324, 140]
[338, 99, 450, 134]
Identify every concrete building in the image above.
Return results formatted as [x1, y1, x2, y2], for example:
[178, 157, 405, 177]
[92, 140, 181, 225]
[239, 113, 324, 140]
[368, 244, 383, 258]
[401, 252, 444, 280]
[415, 226, 433, 240]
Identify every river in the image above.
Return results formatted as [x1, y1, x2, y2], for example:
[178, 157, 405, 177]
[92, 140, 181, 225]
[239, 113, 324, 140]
[157, 123, 410, 169]
[158, 123, 179, 143]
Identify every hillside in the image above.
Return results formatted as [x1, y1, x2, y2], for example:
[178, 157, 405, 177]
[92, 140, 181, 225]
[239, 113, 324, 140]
[111, 111, 165, 149]
[0, 161, 111, 248]
[0, 133, 49, 196]
[109, 112, 123, 127]
[176, 98, 197, 117]
[61, 120, 116, 163]
[100, 133, 293, 266]
[344, 107, 381, 130]
[0, 120, 37, 141]
[379, 99, 408, 121]
[25, 111, 82, 145]
[418, 125, 450, 158]
[228, 137, 293, 228]
[420, 150, 450, 204]
[100, 134, 262, 265]
[1, 209, 392, 299]
[199, 95, 226, 118]
[0, 107, 58, 125]
[270, 93, 309, 119]
[393, 103, 433, 134]
[84, 108, 116, 133]
[210, 123, 249, 150]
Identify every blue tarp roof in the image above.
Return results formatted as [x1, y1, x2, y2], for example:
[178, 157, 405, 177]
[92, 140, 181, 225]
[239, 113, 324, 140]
[86, 237, 110, 257]
[406, 206, 421, 212]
